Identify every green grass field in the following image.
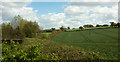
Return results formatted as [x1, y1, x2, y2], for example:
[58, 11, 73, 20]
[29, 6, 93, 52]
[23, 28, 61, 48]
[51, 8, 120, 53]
[51, 28, 119, 60]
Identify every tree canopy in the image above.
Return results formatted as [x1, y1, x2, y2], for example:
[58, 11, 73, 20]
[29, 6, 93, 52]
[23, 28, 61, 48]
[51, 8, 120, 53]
[2, 15, 40, 40]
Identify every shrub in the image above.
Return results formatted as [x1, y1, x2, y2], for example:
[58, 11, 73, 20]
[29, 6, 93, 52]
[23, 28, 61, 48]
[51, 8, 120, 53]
[2, 40, 59, 61]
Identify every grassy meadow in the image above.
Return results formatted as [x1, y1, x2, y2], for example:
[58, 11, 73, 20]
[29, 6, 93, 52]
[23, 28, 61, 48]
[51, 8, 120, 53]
[51, 28, 119, 60]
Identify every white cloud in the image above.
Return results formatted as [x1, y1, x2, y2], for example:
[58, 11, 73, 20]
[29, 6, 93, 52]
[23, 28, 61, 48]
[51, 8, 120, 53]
[2, 0, 32, 2]
[39, 13, 66, 29]
[1, 0, 39, 23]
[118, 2, 120, 22]
[39, 12, 84, 29]
[70, 0, 119, 2]
[64, 6, 89, 16]
[65, 18, 82, 27]
[63, 2, 118, 26]
[68, 2, 118, 7]
[109, 20, 117, 23]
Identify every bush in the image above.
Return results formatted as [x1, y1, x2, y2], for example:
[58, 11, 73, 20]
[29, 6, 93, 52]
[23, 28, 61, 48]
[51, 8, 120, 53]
[60, 26, 66, 31]
[83, 24, 94, 28]
[102, 24, 109, 27]
[2, 40, 59, 61]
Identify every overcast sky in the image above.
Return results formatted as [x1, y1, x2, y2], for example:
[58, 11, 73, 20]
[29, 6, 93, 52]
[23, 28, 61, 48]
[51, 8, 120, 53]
[0, 0, 119, 29]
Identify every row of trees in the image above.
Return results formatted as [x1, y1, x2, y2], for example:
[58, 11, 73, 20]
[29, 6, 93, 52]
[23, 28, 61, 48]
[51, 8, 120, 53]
[49, 22, 120, 32]
[110, 22, 120, 27]
[2, 15, 40, 40]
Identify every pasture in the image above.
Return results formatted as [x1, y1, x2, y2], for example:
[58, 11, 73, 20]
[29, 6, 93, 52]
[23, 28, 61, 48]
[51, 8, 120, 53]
[51, 28, 119, 60]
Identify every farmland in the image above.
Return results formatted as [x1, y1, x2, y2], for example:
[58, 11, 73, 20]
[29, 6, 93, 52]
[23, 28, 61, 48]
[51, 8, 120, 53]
[1, 15, 120, 61]
[51, 28, 119, 60]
